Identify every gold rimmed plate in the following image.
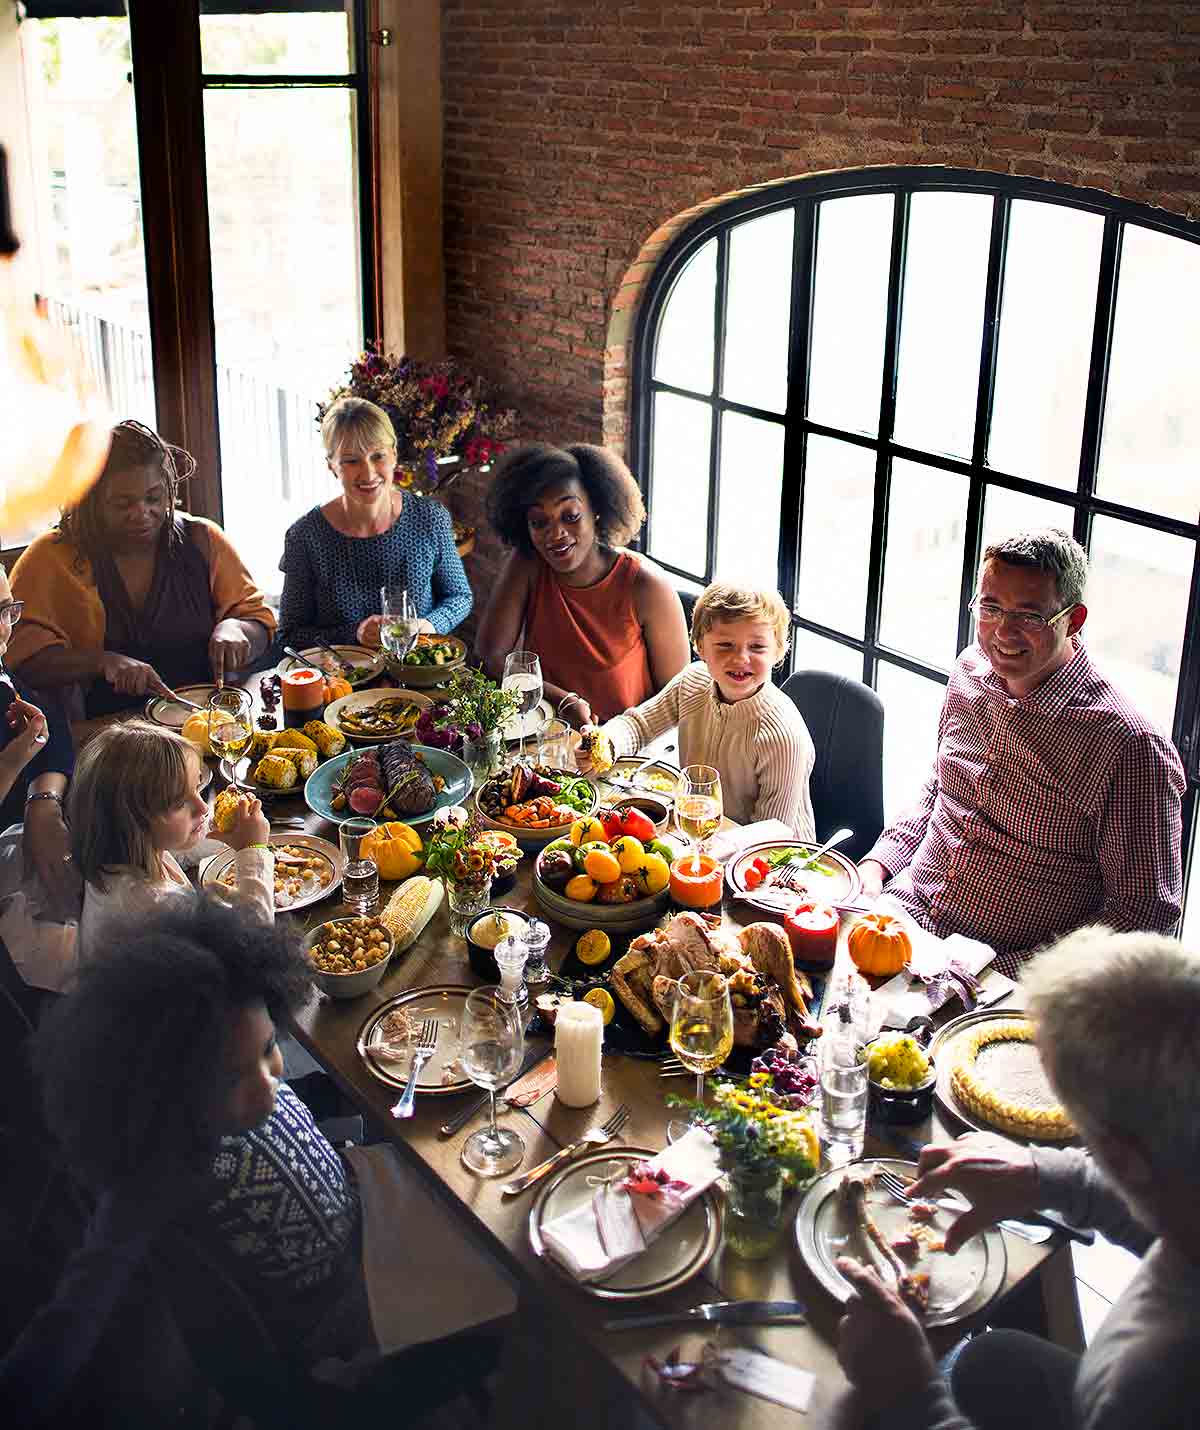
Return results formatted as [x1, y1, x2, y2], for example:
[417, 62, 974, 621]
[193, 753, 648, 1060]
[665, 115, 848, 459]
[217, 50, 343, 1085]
[727, 839, 862, 912]
[278, 644, 383, 687]
[356, 985, 475, 1095]
[197, 832, 343, 913]
[324, 687, 432, 743]
[145, 684, 221, 729]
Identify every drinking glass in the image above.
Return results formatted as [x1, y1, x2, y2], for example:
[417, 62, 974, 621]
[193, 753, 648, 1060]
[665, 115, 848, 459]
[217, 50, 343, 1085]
[207, 688, 253, 790]
[502, 650, 543, 760]
[447, 876, 492, 938]
[460, 987, 526, 1176]
[819, 1029, 869, 1168]
[380, 585, 420, 661]
[674, 764, 723, 872]
[339, 817, 380, 915]
[666, 969, 733, 1144]
[537, 716, 571, 770]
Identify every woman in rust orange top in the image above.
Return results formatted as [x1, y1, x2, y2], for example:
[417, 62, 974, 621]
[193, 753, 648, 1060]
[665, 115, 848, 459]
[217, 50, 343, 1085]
[478, 443, 689, 725]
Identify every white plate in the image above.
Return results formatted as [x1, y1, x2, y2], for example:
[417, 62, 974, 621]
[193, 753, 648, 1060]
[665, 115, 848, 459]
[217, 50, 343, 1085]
[794, 1158, 1006, 1328]
[502, 698, 553, 744]
[144, 684, 222, 729]
[324, 687, 432, 742]
[278, 644, 382, 687]
[197, 832, 344, 912]
[356, 986, 476, 1095]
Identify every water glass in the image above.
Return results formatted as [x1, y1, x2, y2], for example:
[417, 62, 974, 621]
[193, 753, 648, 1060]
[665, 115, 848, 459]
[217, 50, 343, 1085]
[460, 987, 526, 1177]
[502, 650, 543, 759]
[339, 817, 380, 915]
[447, 877, 492, 938]
[819, 1033, 869, 1167]
[538, 717, 571, 769]
[380, 585, 420, 660]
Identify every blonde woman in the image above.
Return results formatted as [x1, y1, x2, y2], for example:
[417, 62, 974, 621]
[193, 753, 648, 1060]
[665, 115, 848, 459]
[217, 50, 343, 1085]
[578, 584, 816, 836]
[71, 721, 273, 961]
[276, 396, 472, 651]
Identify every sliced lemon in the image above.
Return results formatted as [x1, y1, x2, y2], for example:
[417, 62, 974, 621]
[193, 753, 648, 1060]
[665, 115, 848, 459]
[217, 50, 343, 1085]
[582, 987, 615, 1025]
[575, 928, 612, 966]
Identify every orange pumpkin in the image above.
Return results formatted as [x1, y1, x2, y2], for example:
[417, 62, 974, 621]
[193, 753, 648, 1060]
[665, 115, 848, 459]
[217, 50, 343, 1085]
[847, 911, 912, 977]
[360, 822, 424, 881]
[323, 675, 353, 703]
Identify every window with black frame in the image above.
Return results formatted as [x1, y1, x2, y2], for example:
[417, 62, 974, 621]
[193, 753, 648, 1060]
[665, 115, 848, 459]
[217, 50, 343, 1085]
[633, 168, 1200, 931]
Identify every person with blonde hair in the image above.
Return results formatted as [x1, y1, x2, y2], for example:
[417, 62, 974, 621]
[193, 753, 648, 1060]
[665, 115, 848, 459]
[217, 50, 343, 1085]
[835, 925, 1200, 1430]
[276, 396, 472, 651]
[71, 720, 272, 962]
[578, 583, 815, 835]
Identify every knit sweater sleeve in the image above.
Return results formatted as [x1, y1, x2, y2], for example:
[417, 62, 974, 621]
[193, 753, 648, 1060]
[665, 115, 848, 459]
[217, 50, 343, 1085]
[602, 664, 692, 758]
[752, 696, 816, 838]
[423, 502, 473, 633]
[277, 517, 360, 648]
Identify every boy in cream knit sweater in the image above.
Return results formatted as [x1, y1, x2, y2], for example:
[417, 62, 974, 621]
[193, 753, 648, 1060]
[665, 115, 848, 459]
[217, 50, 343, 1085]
[578, 584, 815, 837]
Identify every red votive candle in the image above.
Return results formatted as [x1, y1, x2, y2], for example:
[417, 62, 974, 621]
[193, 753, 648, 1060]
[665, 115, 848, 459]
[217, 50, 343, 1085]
[783, 901, 840, 967]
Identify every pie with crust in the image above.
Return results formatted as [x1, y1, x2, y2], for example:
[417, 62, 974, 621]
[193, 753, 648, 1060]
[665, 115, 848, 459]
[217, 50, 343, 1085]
[949, 1018, 1074, 1141]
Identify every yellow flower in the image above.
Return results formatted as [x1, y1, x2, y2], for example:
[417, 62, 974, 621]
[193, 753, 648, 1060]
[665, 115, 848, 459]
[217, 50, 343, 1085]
[732, 1092, 756, 1112]
[396, 467, 416, 489]
[748, 1071, 770, 1089]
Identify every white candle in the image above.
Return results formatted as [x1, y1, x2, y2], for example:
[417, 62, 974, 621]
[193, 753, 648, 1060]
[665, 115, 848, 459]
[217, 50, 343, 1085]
[554, 1001, 603, 1107]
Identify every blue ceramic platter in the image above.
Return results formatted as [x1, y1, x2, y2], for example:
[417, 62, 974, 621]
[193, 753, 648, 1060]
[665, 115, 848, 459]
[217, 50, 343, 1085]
[303, 742, 472, 827]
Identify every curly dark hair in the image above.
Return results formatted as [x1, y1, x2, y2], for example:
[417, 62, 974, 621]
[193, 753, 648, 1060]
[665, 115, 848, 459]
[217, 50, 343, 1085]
[56, 419, 195, 565]
[485, 442, 646, 559]
[34, 897, 312, 1190]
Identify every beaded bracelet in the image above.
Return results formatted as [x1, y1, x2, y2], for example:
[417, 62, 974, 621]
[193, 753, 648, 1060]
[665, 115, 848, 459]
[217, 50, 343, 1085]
[556, 692, 582, 718]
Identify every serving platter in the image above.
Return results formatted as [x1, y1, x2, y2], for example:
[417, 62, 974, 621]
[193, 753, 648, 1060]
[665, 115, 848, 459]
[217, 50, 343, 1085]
[278, 644, 382, 687]
[794, 1158, 1006, 1328]
[145, 684, 222, 729]
[304, 743, 472, 827]
[197, 832, 343, 913]
[356, 985, 475, 1095]
[528, 1145, 722, 1300]
[727, 839, 862, 914]
[324, 687, 432, 743]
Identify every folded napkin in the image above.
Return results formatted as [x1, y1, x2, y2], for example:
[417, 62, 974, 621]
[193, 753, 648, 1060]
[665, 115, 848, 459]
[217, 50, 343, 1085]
[869, 900, 1005, 1034]
[710, 820, 794, 864]
[541, 1128, 721, 1282]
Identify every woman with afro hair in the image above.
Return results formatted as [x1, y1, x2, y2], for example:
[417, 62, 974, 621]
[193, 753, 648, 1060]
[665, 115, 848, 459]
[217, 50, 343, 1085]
[477, 443, 689, 725]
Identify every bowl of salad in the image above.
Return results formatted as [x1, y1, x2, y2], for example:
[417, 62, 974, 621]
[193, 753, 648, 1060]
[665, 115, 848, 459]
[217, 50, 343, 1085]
[473, 761, 598, 847]
[387, 633, 467, 687]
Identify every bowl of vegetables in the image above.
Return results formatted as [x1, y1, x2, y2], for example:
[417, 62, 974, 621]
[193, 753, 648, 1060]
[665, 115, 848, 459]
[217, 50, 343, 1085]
[474, 761, 599, 848]
[387, 633, 467, 687]
[532, 808, 679, 933]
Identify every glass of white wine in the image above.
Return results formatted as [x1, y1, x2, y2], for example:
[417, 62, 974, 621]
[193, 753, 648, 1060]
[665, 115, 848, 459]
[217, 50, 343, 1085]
[460, 987, 526, 1176]
[502, 649, 543, 761]
[380, 585, 420, 662]
[667, 969, 734, 1144]
[675, 764, 723, 872]
[207, 688, 253, 791]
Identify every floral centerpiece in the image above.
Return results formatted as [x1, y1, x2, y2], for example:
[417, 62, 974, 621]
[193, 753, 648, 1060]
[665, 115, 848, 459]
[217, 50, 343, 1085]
[317, 345, 517, 499]
[422, 807, 520, 935]
[414, 667, 518, 776]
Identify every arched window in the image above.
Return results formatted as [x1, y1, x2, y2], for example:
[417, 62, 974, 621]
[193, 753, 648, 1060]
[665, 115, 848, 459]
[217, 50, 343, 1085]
[633, 167, 1200, 927]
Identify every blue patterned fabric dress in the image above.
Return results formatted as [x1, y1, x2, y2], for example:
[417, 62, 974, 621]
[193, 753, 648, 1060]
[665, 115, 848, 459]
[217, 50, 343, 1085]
[277, 496, 473, 648]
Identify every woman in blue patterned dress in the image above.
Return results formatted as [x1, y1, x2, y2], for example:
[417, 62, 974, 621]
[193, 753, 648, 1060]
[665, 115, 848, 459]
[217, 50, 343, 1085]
[277, 397, 472, 650]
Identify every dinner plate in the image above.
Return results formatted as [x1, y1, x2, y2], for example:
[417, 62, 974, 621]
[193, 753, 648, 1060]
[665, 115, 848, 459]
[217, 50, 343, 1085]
[602, 757, 682, 801]
[324, 687, 432, 743]
[196, 832, 344, 912]
[502, 698, 554, 744]
[217, 755, 315, 800]
[144, 684, 222, 729]
[278, 644, 382, 687]
[356, 985, 475, 1095]
[303, 743, 473, 827]
[794, 1158, 1006, 1328]
[528, 1145, 722, 1300]
[727, 839, 862, 913]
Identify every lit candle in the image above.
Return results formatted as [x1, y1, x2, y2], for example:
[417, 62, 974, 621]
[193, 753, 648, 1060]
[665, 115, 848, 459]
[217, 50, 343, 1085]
[281, 666, 326, 720]
[554, 1001, 603, 1107]
[783, 901, 839, 967]
[669, 853, 724, 910]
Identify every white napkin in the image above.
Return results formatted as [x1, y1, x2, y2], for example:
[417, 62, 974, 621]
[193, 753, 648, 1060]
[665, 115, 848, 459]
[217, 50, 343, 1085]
[541, 1129, 721, 1282]
[869, 900, 1003, 1034]
[711, 819, 794, 863]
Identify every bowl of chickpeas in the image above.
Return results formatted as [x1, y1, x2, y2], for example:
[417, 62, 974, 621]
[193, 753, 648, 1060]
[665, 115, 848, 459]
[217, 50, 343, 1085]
[304, 915, 394, 999]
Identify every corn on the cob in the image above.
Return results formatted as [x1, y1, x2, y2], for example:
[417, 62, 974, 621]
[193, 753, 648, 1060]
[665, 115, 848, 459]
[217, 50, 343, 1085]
[247, 729, 277, 763]
[212, 788, 241, 833]
[271, 729, 318, 755]
[252, 753, 298, 790]
[275, 747, 318, 779]
[379, 875, 443, 953]
[302, 720, 347, 757]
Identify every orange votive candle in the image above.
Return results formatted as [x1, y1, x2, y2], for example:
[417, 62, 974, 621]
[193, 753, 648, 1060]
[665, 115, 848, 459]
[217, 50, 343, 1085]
[669, 853, 724, 910]
[281, 666, 326, 713]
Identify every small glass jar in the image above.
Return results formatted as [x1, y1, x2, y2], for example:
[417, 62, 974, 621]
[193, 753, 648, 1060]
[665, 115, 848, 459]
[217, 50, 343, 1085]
[723, 1163, 786, 1260]
[447, 877, 492, 938]
[461, 729, 503, 783]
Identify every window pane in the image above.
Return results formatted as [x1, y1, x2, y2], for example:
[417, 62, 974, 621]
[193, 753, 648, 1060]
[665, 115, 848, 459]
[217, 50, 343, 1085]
[1097, 224, 1200, 524]
[879, 460, 968, 669]
[714, 413, 784, 588]
[649, 392, 712, 578]
[653, 239, 716, 395]
[877, 662, 946, 822]
[1084, 517, 1190, 735]
[205, 87, 362, 591]
[979, 486, 1075, 574]
[807, 193, 894, 437]
[797, 434, 876, 637]
[893, 191, 992, 460]
[722, 208, 794, 414]
[989, 200, 1103, 487]
[200, 6, 351, 75]
[791, 629, 863, 683]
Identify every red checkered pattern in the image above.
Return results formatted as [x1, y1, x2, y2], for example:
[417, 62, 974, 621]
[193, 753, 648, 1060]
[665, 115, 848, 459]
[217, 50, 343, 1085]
[867, 640, 1186, 978]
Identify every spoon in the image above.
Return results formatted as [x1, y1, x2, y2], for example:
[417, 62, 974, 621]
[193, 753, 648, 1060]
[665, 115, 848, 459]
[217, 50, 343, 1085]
[616, 743, 677, 789]
[804, 825, 854, 866]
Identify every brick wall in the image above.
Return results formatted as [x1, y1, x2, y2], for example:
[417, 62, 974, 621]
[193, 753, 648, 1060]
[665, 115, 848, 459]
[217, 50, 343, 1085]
[441, 0, 1200, 630]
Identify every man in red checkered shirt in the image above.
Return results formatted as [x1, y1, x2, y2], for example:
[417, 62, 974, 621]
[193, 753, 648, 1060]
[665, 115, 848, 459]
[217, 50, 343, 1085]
[859, 529, 1185, 978]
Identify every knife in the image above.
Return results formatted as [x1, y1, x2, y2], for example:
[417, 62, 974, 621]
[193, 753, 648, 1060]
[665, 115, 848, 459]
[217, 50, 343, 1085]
[875, 1130, 1094, 1246]
[439, 1046, 550, 1136]
[603, 1300, 807, 1333]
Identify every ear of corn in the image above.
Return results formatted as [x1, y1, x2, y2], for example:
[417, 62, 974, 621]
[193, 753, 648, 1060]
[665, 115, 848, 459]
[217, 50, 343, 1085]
[253, 753, 298, 790]
[275, 747, 318, 779]
[212, 788, 241, 833]
[248, 729, 277, 763]
[271, 729, 318, 755]
[303, 720, 347, 757]
[379, 875, 443, 953]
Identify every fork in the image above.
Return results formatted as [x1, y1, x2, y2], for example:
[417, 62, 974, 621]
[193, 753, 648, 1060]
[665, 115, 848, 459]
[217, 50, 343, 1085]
[390, 1018, 439, 1120]
[659, 1057, 724, 1078]
[875, 1168, 1062, 1245]
[500, 1103, 630, 1197]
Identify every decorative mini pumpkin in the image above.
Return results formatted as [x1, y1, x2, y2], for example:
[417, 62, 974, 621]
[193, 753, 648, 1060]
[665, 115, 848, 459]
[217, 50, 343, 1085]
[847, 911, 912, 977]
[323, 675, 353, 703]
[360, 821, 424, 881]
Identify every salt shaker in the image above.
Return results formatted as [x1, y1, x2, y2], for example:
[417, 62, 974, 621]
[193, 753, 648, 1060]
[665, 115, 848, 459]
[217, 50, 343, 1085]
[493, 934, 529, 1008]
[522, 918, 551, 987]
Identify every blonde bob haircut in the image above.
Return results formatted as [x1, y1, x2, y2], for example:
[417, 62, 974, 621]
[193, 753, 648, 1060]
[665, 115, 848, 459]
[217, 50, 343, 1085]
[68, 721, 201, 892]
[690, 584, 791, 664]
[320, 396, 396, 459]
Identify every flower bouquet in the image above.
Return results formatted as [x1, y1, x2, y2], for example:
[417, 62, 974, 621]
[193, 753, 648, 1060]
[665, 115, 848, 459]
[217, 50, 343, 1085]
[318, 345, 517, 499]
[414, 668, 519, 778]
[422, 810, 514, 935]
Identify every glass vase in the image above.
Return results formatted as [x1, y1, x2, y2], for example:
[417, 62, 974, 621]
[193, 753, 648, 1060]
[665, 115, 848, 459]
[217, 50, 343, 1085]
[723, 1163, 786, 1260]
[447, 877, 492, 938]
[462, 728, 503, 784]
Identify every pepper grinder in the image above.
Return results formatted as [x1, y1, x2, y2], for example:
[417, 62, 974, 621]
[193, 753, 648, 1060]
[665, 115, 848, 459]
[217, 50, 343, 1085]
[523, 918, 551, 988]
[493, 934, 529, 1009]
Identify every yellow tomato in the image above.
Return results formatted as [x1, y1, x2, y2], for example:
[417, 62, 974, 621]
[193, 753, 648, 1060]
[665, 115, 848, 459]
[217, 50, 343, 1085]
[582, 987, 616, 1025]
[569, 816, 607, 847]
[583, 847, 622, 883]
[564, 873, 598, 903]
[611, 834, 645, 875]
[636, 851, 671, 896]
[575, 929, 612, 966]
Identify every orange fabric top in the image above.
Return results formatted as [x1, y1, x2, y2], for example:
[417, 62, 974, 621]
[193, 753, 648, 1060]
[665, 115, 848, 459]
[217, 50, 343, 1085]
[7, 515, 276, 668]
[525, 550, 654, 722]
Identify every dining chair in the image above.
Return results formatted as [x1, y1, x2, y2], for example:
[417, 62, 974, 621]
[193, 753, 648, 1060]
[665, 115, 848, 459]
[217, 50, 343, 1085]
[781, 668, 886, 863]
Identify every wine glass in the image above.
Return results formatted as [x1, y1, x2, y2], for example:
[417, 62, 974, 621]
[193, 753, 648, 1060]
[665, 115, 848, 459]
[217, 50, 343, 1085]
[207, 688, 253, 791]
[502, 650, 543, 761]
[459, 988, 526, 1176]
[666, 969, 733, 1144]
[674, 764, 723, 873]
[380, 585, 420, 662]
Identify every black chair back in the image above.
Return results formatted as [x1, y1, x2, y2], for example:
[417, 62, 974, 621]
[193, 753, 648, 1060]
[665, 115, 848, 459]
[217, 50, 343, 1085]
[782, 668, 885, 863]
